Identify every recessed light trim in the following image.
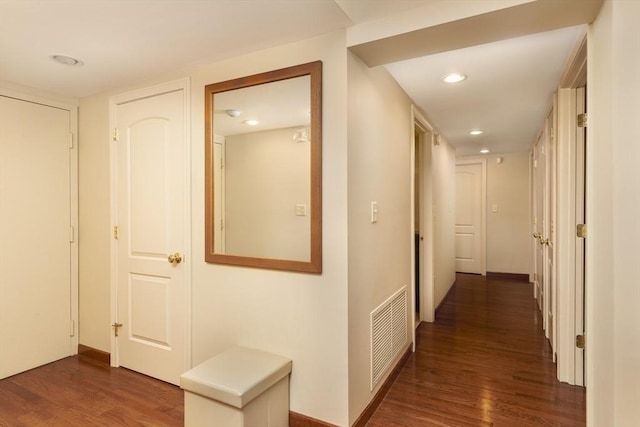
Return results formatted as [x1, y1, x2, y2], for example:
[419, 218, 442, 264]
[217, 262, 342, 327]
[243, 119, 259, 126]
[469, 130, 484, 136]
[441, 73, 467, 84]
[50, 54, 84, 67]
[480, 149, 490, 154]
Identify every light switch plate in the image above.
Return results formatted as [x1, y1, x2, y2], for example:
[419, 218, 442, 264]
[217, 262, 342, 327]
[371, 201, 378, 223]
[295, 204, 307, 216]
[491, 204, 498, 213]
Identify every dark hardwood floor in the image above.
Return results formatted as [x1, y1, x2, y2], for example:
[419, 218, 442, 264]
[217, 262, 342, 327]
[0, 355, 183, 426]
[366, 273, 586, 426]
[0, 273, 585, 426]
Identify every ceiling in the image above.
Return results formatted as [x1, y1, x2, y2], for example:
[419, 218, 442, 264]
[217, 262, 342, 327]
[0, 0, 591, 156]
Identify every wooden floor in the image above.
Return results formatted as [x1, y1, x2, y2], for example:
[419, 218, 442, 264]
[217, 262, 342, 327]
[0, 273, 585, 426]
[366, 273, 586, 426]
[0, 355, 183, 426]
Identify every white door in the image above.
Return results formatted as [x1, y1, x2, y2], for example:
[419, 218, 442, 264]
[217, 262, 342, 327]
[0, 95, 75, 379]
[546, 111, 556, 350]
[574, 86, 586, 385]
[111, 81, 189, 385]
[455, 163, 483, 274]
[533, 136, 547, 320]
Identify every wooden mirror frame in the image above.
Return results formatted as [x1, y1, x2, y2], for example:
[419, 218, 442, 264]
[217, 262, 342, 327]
[204, 61, 322, 273]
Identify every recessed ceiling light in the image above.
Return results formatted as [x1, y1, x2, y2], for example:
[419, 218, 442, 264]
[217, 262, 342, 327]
[441, 73, 467, 83]
[480, 149, 490, 154]
[50, 54, 84, 67]
[243, 120, 259, 126]
[469, 130, 484, 136]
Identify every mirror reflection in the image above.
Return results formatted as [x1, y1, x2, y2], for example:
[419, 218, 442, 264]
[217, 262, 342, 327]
[205, 61, 322, 273]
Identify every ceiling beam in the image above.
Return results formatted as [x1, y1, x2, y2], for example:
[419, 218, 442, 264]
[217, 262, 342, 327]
[348, 0, 604, 67]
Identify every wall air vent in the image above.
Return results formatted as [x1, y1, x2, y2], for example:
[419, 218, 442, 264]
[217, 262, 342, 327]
[370, 286, 408, 390]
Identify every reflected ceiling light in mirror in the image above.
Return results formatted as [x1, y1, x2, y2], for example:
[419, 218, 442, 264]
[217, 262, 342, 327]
[225, 109, 241, 117]
[50, 54, 84, 66]
[480, 149, 490, 154]
[441, 73, 466, 83]
[243, 119, 259, 126]
[469, 129, 484, 135]
[293, 127, 310, 143]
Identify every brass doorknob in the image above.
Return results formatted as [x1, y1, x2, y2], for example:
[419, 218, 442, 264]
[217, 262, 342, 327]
[168, 253, 183, 264]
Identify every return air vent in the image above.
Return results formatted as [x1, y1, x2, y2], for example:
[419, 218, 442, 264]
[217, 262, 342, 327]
[370, 286, 407, 390]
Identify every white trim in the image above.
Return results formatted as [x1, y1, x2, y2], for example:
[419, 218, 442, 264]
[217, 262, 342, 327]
[0, 87, 80, 356]
[455, 158, 487, 276]
[109, 77, 192, 372]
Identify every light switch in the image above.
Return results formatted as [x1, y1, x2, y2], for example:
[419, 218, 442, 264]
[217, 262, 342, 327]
[371, 201, 378, 223]
[491, 204, 498, 213]
[295, 204, 307, 216]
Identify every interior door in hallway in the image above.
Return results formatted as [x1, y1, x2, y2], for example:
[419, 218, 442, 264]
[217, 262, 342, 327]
[575, 86, 586, 385]
[455, 162, 483, 274]
[112, 81, 189, 385]
[533, 135, 547, 326]
[0, 95, 75, 379]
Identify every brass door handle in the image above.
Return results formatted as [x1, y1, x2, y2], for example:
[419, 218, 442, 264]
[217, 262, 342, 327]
[540, 238, 549, 245]
[168, 252, 183, 264]
[533, 232, 541, 239]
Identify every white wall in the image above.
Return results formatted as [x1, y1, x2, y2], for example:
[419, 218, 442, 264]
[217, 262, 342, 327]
[79, 31, 350, 425]
[459, 153, 531, 275]
[587, 0, 640, 425]
[346, 52, 413, 425]
[432, 139, 457, 308]
[225, 126, 310, 261]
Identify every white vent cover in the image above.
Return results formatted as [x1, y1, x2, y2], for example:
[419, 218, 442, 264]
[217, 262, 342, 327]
[370, 286, 408, 390]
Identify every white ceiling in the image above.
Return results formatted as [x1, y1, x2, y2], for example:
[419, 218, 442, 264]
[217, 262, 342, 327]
[385, 25, 585, 155]
[0, 0, 588, 156]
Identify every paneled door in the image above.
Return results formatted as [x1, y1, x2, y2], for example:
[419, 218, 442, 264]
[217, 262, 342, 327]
[533, 135, 547, 322]
[111, 80, 189, 385]
[0, 94, 76, 379]
[455, 162, 484, 274]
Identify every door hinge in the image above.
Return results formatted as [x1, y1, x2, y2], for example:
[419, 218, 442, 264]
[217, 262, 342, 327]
[69, 226, 75, 242]
[577, 224, 587, 238]
[576, 334, 586, 349]
[113, 226, 119, 239]
[112, 322, 123, 337]
[112, 127, 119, 142]
[577, 113, 588, 128]
[70, 320, 75, 337]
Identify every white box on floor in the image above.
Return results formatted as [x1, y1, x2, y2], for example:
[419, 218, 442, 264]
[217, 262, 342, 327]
[180, 347, 292, 427]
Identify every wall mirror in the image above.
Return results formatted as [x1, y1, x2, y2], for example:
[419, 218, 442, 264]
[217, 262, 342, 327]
[205, 61, 322, 273]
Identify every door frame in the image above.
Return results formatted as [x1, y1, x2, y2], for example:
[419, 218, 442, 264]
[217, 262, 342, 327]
[109, 78, 191, 370]
[411, 106, 435, 329]
[0, 84, 79, 359]
[555, 33, 587, 386]
[455, 158, 487, 276]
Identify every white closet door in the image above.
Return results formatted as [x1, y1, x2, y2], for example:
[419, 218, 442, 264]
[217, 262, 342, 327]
[0, 95, 73, 379]
[455, 163, 483, 274]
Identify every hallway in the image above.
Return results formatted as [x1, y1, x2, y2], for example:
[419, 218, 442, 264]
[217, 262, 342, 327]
[367, 273, 586, 426]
